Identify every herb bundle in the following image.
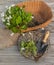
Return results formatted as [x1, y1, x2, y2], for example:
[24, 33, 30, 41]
[2, 5, 32, 33]
[20, 40, 37, 57]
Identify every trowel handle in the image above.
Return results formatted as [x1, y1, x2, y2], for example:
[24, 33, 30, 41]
[43, 31, 50, 43]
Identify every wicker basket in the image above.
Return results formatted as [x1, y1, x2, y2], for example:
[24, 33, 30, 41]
[17, 1, 52, 32]
[17, 28, 50, 61]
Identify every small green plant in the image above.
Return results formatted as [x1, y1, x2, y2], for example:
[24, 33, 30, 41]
[2, 5, 32, 33]
[20, 40, 37, 57]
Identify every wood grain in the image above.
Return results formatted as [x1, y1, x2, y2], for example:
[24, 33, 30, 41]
[0, 0, 54, 65]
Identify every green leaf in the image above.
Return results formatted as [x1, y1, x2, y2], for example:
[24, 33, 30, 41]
[11, 27, 18, 33]
[10, 7, 16, 14]
[15, 6, 20, 11]
[21, 25, 27, 30]
[10, 19, 16, 26]
[5, 10, 10, 16]
[26, 16, 32, 22]
[20, 40, 37, 57]
[16, 16, 22, 25]
[21, 41, 25, 47]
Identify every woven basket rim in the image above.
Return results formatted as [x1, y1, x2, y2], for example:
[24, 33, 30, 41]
[21, 19, 52, 32]
[17, 1, 52, 32]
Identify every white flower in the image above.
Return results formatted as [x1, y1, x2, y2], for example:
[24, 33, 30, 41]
[9, 6, 11, 10]
[22, 33, 25, 36]
[7, 19, 10, 22]
[7, 17, 10, 20]
[31, 16, 34, 19]
[11, 4, 15, 7]
[1, 12, 4, 17]
[10, 33, 14, 36]
[2, 18, 5, 22]
[6, 22, 10, 25]
[29, 32, 32, 35]
[8, 6, 11, 14]
[41, 28, 45, 30]
[6, 15, 12, 20]
[21, 48, 25, 51]
[9, 10, 11, 14]
[9, 15, 12, 19]
[5, 6, 8, 9]
[8, 4, 15, 14]
[20, 7, 22, 9]
[8, 8, 11, 14]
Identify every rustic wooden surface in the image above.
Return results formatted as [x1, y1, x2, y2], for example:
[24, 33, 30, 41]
[0, 0, 54, 65]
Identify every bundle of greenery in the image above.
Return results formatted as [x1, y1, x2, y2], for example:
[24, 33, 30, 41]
[1, 4, 33, 33]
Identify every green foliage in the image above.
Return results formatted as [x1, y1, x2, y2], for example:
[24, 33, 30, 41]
[3, 5, 32, 33]
[16, 16, 22, 25]
[20, 40, 37, 57]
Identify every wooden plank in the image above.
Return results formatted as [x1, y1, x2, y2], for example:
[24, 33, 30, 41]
[0, 0, 54, 65]
[44, 0, 54, 3]
[0, 63, 52, 65]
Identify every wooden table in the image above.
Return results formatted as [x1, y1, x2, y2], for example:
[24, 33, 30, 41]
[0, 0, 54, 65]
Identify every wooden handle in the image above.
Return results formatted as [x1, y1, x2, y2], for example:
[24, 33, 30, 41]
[43, 31, 50, 43]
